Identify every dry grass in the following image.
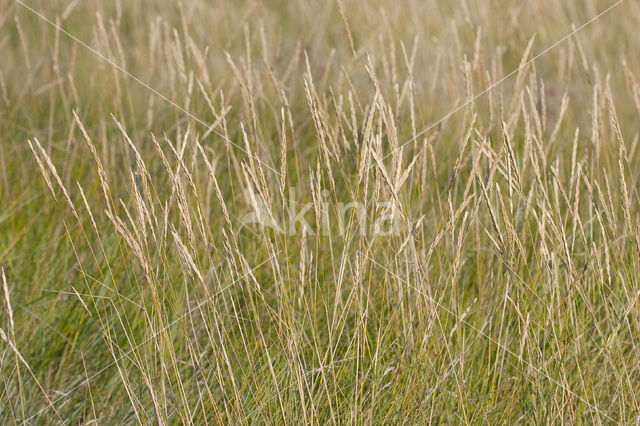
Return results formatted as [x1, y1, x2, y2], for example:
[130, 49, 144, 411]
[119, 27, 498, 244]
[1, 0, 640, 423]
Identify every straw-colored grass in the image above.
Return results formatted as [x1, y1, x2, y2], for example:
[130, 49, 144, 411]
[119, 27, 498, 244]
[1, 0, 640, 423]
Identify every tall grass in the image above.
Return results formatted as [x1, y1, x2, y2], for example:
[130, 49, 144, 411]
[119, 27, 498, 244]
[1, 0, 640, 423]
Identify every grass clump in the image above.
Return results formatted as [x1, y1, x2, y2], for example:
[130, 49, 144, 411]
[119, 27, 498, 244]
[1, 0, 640, 423]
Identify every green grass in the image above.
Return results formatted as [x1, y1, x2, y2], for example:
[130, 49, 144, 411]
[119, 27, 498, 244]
[1, 0, 640, 423]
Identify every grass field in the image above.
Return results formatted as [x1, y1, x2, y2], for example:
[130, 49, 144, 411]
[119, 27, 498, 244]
[1, 0, 640, 423]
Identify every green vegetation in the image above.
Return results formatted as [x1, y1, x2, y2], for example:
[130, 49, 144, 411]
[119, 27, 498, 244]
[1, 0, 639, 423]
